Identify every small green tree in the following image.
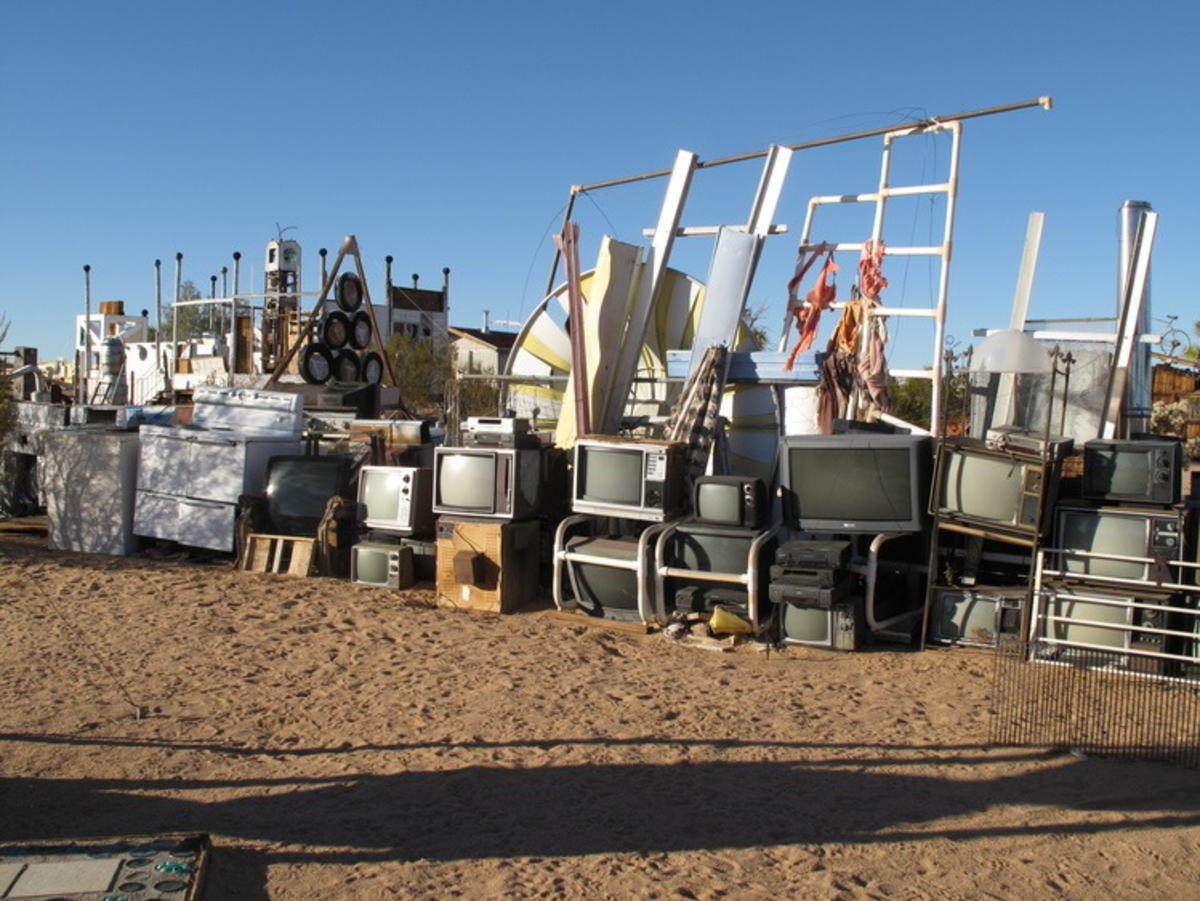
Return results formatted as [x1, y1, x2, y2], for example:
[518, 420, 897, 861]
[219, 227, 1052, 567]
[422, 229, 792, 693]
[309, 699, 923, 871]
[388, 333, 453, 415]
[156, 281, 208, 340]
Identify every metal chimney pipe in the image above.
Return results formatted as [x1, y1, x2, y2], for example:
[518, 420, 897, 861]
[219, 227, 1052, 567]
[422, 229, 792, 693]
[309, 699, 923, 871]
[412, 273, 419, 289]
[154, 259, 162, 379]
[83, 264, 92, 402]
[1119, 200, 1153, 436]
[232, 251, 241, 295]
[319, 247, 328, 291]
[221, 266, 228, 298]
[482, 309, 490, 333]
[172, 253, 182, 396]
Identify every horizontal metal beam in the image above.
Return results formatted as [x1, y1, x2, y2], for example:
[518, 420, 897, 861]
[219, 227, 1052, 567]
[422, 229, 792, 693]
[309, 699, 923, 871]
[574, 96, 1052, 193]
[640, 224, 788, 238]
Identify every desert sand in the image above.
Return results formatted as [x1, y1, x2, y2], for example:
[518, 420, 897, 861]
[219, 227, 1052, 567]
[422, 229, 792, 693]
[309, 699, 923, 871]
[3, 530, 1200, 899]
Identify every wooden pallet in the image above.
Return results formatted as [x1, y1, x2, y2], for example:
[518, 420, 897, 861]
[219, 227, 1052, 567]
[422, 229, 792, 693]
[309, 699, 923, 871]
[241, 533, 315, 576]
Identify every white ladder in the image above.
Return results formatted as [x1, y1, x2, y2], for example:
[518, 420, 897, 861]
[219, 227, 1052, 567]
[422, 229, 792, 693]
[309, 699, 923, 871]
[778, 121, 964, 435]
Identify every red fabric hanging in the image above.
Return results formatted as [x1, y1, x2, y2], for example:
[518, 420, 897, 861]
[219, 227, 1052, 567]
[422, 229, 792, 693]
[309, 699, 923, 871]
[783, 248, 838, 371]
[858, 239, 888, 300]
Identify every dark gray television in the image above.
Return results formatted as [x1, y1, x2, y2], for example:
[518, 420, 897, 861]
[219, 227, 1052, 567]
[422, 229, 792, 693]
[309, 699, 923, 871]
[779, 434, 931, 533]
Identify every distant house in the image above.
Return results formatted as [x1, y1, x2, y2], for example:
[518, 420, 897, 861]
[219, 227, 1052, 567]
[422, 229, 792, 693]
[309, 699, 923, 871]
[449, 326, 518, 375]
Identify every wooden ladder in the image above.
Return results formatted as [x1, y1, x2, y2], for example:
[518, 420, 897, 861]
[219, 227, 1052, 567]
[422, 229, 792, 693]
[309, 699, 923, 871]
[241, 533, 316, 577]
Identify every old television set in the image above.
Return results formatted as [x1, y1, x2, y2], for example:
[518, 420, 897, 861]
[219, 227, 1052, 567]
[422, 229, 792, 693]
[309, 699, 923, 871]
[1082, 438, 1183, 506]
[693, 475, 767, 529]
[432, 446, 540, 521]
[351, 541, 413, 589]
[571, 438, 686, 522]
[780, 434, 931, 533]
[263, 454, 357, 536]
[563, 535, 643, 621]
[1041, 589, 1133, 655]
[358, 465, 433, 534]
[930, 587, 1026, 648]
[1055, 505, 1189, 583]
[933, 440, 1056, 538]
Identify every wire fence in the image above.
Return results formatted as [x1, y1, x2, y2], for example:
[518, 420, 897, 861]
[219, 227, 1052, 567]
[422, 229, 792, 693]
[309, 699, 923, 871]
[991, 634, 1200, 768]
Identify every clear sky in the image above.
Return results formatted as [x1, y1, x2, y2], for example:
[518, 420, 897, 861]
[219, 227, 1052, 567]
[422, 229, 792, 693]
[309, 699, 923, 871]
[2, 1, 1197, 369]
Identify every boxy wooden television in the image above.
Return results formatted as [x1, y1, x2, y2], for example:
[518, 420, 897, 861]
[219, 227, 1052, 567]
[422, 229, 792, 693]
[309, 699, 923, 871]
[432, 447, 541, 521]
[571, 438, 686, 522]
[932, 440, 1056, 538]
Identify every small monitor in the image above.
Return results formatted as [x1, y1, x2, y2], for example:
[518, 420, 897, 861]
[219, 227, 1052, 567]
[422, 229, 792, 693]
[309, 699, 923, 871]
[264, 455, 356, 536]
[693, 476, 766, 529]
[1083, 439, 1182, 506]
[357, 466, 433, 535]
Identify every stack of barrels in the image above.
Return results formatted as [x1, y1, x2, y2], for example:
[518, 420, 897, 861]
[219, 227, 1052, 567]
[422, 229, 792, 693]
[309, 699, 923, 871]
[299, 272, 384, 385]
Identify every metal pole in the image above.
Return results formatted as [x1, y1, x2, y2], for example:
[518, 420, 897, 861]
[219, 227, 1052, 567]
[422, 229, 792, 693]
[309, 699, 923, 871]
[221, 266, 228, 298]
[574, 97, 1051, 194]
[154, 259, 162, 385]
[83, 264, 92, 403]
[1119, 200, 1153, 436]
[319, 247, 328, 292]
[232, 251, 241, 295]
[172, 252, 182, 402]
[544, 188, 578, 298]
[384, 255, 393, 344]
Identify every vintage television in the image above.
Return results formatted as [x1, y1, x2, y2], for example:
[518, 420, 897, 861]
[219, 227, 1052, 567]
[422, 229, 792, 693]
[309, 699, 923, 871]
[693, 475, 767, 529]
[358, 465, 434, 534]
[263, 454, 357, 536]
[432, 446, 541, 521]
[351, 541, 414, 589]
[1041, 589, 1133, 657]
[571, 437, 686, 522]
[1055, 505, 1189, 583]
[780, 434, 931, 533]
[563, 535, 642, 621]
[779, 602, 859, 649]
[1082, 438, 1183, 506]
[933, 440, 1056, 538]
[930, 586, 1026, 647]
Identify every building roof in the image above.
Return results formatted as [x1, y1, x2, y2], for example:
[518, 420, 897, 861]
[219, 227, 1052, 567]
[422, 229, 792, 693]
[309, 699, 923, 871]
[448, 326, 519, 351]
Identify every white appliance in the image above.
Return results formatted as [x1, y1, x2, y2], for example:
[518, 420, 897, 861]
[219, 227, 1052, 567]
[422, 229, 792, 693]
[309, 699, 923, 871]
[42, 429, 140, 555]
[134, 387, 303, 551]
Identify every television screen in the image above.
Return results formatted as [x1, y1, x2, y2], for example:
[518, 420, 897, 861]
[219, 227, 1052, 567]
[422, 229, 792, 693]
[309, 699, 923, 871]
[361, 468, 403, 522]
[781, 604, 830, 644]
[438, 453, 495, 511]
[1090, 448, 1150, 498]
[788, 447, 912, 524]
[938, 451, 1025, 525]
[1047, 595, 1131, 650]
[265, 456, 353, 536]
[581, 447, 642, 506]
[1060, 510, 1147, 581]
[696, 482, 742, 526]
[354, 546, 392, 585]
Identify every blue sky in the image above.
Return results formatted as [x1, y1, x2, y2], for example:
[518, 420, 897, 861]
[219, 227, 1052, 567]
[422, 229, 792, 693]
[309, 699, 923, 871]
[2, 1, 1197, 368]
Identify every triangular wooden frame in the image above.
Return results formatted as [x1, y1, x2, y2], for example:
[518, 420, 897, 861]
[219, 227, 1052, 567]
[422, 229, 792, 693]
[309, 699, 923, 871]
[264, 234, 403, 407]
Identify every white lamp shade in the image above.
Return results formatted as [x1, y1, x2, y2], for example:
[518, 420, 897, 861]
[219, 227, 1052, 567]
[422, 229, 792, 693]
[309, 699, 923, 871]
[970, 329, 1052, 374]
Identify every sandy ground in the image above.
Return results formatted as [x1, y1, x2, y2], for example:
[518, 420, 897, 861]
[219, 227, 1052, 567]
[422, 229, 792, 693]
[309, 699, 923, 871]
[3, 530, 1200, 899]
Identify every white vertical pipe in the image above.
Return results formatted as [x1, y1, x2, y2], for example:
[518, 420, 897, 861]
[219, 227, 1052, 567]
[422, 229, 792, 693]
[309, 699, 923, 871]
[82, 264, 92, 403]
[929, 122, 962, 437]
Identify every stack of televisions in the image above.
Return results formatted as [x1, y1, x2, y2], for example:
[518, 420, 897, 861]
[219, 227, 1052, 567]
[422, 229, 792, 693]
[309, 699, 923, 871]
[558, 428, 937, 648]
[773, 431, 932, 647]
[429, 417, 554, 612]
[1044, 437, 1195, 674]
[927, 429, 1197, 674]
[925, 426, 1075, 648]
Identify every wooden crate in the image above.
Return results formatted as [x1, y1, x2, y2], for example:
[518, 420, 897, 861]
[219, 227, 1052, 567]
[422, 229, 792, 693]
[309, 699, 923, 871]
[435, 518, 540, 614]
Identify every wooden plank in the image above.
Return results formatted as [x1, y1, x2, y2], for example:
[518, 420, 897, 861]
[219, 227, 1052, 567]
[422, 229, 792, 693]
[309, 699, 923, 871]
[287, 539, 314, 576]
[542, 609, 653, 635]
